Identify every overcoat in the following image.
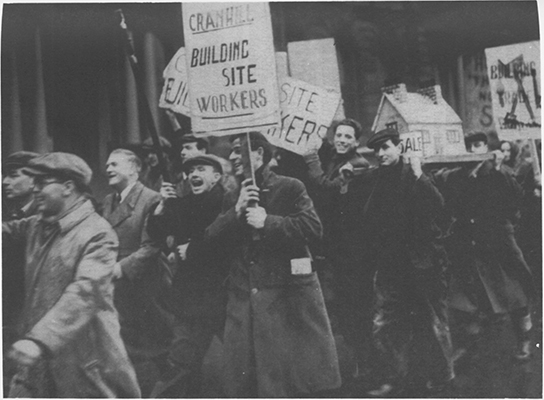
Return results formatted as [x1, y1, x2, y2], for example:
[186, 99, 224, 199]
[147, 183, 228, 320]
[341, 160, 453, 383]
[2, 200, 141, 397]
[433, 161, 533, 314]
[102, 181, 168, 357]
[205, 167, 341, 397]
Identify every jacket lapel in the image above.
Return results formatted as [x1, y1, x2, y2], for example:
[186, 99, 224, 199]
[105, 182, 143, 228]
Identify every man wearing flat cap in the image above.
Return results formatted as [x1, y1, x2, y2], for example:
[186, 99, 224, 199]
[2, 151, 40, 393]
[3, 151, 40, 220]
[2, 152, 140, 397]
[146, 154, 229, 397]
[339, 128, 453, 396]
[432, 131, 535, 363]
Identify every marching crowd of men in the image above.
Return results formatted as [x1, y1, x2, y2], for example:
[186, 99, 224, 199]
[2, 117, 540, 398]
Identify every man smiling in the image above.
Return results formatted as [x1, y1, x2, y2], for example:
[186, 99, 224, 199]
[102, 148, 166, 396]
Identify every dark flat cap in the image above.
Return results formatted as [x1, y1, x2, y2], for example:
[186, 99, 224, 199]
[182, 154, 223, 174]
[464, 132, 488, 145]
[178, 134, 209, 146]
[142, 136, 172, 150]
[4, 151, 40, 169]
[366, 128, 400, 149]
[23, 152, 92, 186]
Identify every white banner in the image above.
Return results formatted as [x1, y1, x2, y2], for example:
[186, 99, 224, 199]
[485, 41, 541, 140]
[182, 2, 281, 136]
[159, 47, 191, 116]
[264, 77, 341, 155]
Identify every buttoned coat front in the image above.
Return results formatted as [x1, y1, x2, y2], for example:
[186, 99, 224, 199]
[205, 168, 341, 397]
[102, 181, 167, 357]
[2, 200, 141, 397]
[433, 161, 533, 314]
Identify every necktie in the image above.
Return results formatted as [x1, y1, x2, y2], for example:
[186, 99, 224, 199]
[112, 193, 121, 212]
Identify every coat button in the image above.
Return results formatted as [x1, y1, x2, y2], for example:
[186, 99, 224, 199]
[470, 219, 475, 224]
[251, 288, 258, 295]
[471, 240, 476, 246]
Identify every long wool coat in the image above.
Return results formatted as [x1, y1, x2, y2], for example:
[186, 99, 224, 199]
[205, 168, 341, 397]
[433, 161, 533, 314]
[2, 200, 140, 397]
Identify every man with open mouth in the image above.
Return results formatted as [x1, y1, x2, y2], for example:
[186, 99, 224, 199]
[147, 154, 229, 398]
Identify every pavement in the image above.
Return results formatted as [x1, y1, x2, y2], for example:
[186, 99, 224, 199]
[197, 305, 542, 398]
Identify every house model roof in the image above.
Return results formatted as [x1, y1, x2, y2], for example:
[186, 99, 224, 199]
[372, 84, 462, 130]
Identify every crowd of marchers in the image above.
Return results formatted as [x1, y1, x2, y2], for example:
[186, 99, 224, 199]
[2, 113, 541, 398]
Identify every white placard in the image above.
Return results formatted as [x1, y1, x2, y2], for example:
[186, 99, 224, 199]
[264, 77, 341, 155]
[159, 47, 191, 116]
[182, 2, 281, 136]
[485, 41, 541, 140]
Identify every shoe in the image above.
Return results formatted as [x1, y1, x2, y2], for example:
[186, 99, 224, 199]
[514, 339, 531, 361]
[367, 383, 395, 397]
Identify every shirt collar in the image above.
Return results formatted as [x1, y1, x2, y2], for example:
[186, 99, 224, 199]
[119, 181, 137, 203]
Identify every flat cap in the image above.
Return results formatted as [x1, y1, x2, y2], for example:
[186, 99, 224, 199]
[4, 151, 40, 169]
[366, 128, 400, 149]
[142, 136, 172, 150]
[182, 154, 223, 175]
[24, 152, 93, 186]
[464, 132, 488, 145]
[178, 134, 209, 146]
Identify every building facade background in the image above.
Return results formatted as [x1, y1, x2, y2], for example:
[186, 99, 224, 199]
[1, 2, 539, 198]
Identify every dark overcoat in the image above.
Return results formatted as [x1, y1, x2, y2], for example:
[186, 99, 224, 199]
[205, 168, 341, 397]
[433, 161, 533, 314]
[102, 181, 168, 357]
[2, 200, 141, 397]
[147, 183, 228, 320]
[341, 160, 453, 383]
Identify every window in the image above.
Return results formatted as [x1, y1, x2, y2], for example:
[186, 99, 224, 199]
[386, 122, 398, 131]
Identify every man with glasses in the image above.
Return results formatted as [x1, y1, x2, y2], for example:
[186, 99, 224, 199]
[2, 152, 140, 397]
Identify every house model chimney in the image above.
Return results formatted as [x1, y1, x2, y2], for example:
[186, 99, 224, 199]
[417, 84, 442, 104]
[382, 83, 407, 103]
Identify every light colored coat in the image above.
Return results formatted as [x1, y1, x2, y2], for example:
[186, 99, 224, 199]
[3, 200, 141, 397]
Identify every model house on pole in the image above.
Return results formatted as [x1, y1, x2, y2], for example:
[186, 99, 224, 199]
[372, 83, 466, 157]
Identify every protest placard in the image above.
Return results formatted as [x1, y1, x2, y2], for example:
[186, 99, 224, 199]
[485, 41, 541, 140]
[159, 47, 191, 116]
[264, 76, 341, 155]
[288, 38, 345, 120]
[182, 2, 281, 136]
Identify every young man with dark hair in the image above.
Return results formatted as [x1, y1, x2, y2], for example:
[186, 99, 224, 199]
[341, 128, 454, 396]
[302, 118, 372, 381]
[433, 131, 535, 362]
[208, 131, 341, 397]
